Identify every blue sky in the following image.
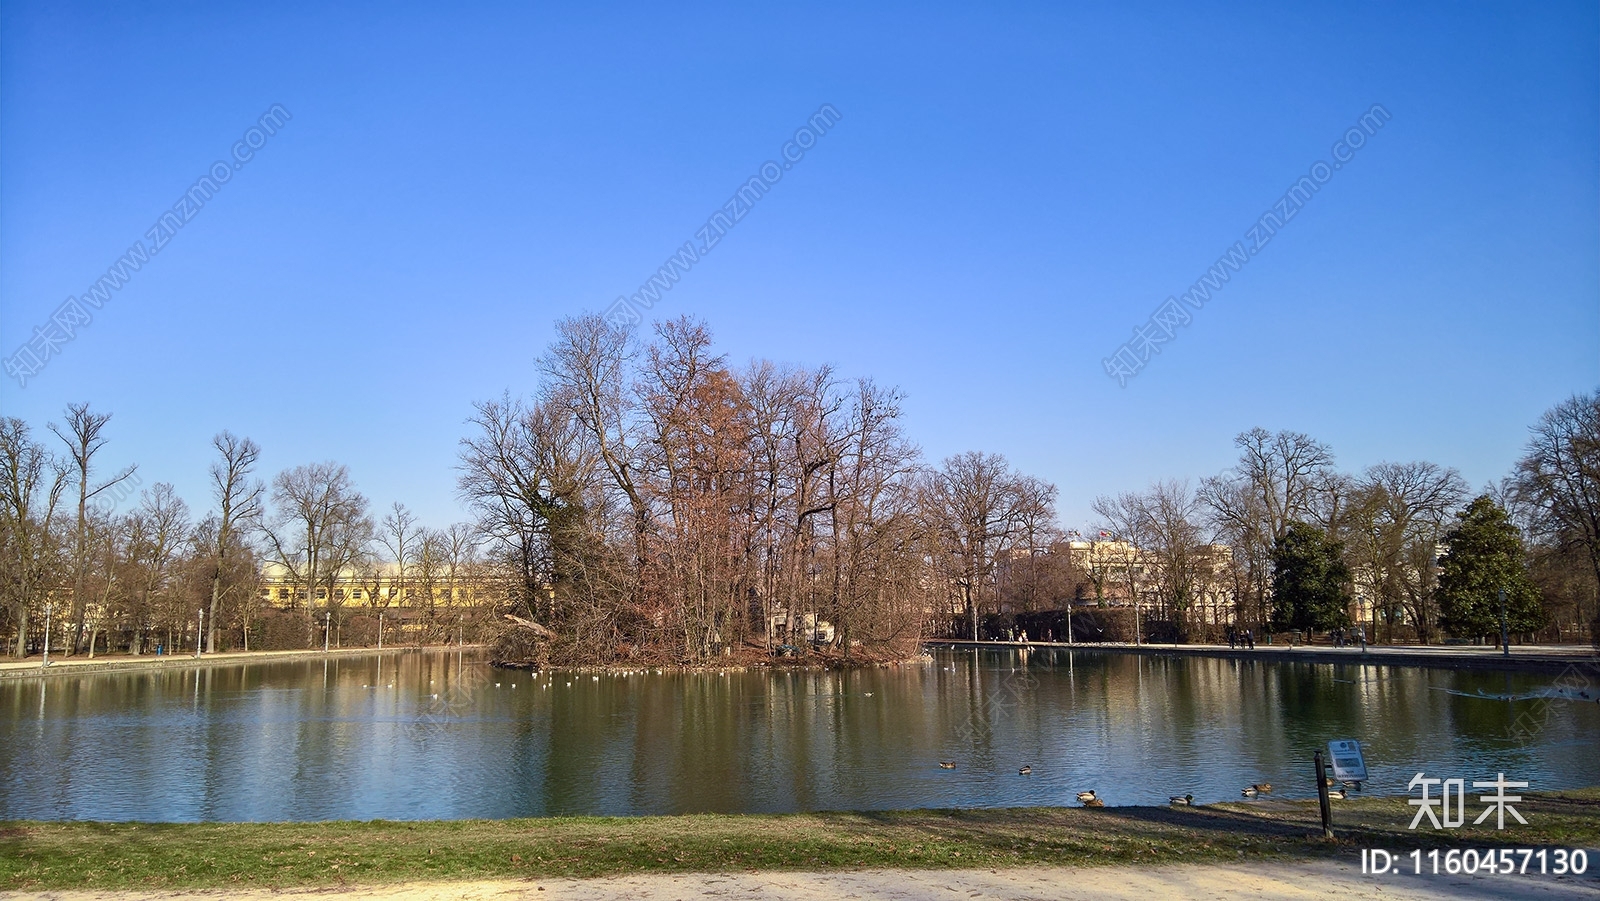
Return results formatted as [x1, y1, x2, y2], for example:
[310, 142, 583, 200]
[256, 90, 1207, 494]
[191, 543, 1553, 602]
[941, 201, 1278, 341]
[2, 1, 1596, 532]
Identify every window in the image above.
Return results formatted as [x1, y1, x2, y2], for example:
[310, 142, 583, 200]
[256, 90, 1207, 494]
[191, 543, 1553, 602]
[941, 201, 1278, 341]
[333, 588, 345, 600]
[405, 587, 416, 598]
[351, 589, 363, 600]
[316, 588, 327, 600]
[278, 588, 290, 600]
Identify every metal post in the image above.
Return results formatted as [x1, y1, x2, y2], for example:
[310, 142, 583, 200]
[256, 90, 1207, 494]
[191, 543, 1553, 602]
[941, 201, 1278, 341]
[1066, 603, 1073, 646]
[195, 609, 204, 658]
[323, 612, 331, 653]
[1314, 750, 1334, 839]
[41, 602, 53, 668]
[378, 612, 384, 651]
[1498, 587, 1510, 658]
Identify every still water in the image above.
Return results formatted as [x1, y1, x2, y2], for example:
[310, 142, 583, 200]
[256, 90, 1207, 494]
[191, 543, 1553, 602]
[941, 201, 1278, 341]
[1, 648, 1596, 821]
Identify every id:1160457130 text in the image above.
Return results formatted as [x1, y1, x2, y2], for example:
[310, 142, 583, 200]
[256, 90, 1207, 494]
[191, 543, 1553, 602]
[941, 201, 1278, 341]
[1362, 848, 1588, 876]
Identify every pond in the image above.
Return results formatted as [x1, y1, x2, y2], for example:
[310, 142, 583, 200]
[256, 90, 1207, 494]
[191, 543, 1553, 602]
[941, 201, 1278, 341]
[1, 648, 1596, 821]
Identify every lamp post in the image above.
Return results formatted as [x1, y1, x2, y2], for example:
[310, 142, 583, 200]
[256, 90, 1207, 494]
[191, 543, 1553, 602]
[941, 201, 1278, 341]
[323, 611, 331, 654]
[41, 602, 53, 668]
[195, 608, 204, 658]
[378, 611, 384, 651]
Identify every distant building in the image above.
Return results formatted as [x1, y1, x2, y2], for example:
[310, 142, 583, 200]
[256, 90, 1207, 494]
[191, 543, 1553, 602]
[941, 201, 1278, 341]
[255, 561, 491, 611]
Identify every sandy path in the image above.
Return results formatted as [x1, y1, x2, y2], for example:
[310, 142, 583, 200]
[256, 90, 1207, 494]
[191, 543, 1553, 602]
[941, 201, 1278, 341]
[6, 860, 1597, 901]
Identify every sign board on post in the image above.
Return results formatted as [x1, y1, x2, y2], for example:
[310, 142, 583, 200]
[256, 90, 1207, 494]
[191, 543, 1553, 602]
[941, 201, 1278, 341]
[1328, 739, 1368, 783]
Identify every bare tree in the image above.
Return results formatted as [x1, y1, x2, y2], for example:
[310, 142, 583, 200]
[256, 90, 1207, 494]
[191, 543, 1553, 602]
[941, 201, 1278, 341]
[205, 432, 263, 652]
[126, 483, 191, 654]
[49, 404, 138, 654]
[1349, 461, 1468, 643]
[262, 463, 372, 645]
[539, 315, 652, 575]
[1200, 428, 1335, 629]
[1512, 390, 1600, 640]
[0, 419, 68, 657]
[378, 502, 421, 611]
[923, 451, 1033, 640]
[458, 393, 597, 626]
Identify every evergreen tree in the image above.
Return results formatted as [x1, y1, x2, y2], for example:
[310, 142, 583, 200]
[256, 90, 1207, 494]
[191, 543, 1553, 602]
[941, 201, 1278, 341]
[1270, 521, 1352, 632]
[1437, 495, 1545, 639]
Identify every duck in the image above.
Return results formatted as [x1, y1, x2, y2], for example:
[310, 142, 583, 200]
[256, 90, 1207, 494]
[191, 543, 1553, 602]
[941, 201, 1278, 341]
[1083, 797, 1105, 808]
[939, 761, 957, 769]
[1241, 786, 1259, 797]
[1327, 789, 1347, 800]
[1076, 790, 1097, 803]
[1169, 794, 1194, 806]
[1018, 765, 1032, 776]
[1340, 781, 1361, 789]
[1252, 783, 1272, 793]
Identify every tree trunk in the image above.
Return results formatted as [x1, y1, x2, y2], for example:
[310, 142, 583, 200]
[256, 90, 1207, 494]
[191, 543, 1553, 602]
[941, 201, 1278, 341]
[11, 607, 27, 658]
[70, 480, 87, 655]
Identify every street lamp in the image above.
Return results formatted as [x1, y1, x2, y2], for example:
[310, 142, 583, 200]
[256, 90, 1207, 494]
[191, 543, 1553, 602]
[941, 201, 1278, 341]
[323, 611, 331, 654]
[195, 608, 204, 658]
[378, 611, 384, 651]
[41, 602, 53, 668]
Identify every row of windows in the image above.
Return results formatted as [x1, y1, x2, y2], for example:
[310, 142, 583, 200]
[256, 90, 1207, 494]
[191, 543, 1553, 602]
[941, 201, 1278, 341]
[261, 587, 471, 601]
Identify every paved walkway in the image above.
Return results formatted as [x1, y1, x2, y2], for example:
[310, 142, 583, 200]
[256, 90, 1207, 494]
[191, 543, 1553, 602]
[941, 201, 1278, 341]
[5, 860, 1597, 901]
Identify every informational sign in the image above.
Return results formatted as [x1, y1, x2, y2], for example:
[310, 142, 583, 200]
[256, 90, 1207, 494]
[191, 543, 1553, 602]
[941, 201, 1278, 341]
[1328, 739, 1369, 782]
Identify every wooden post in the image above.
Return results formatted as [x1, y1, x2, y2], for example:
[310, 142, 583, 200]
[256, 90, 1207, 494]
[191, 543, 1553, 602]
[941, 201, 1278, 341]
[1314, 750, 1334, 839]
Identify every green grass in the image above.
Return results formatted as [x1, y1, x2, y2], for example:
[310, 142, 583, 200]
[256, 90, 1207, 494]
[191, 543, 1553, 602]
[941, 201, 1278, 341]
[3, 790, 1597, 891]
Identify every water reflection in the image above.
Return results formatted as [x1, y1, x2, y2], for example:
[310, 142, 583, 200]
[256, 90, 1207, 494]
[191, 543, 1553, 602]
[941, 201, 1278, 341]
[0, 648, 1595, 821]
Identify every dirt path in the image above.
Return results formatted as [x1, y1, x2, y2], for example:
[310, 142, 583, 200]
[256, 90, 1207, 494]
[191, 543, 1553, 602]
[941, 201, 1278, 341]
[6, 860, 1597, 901]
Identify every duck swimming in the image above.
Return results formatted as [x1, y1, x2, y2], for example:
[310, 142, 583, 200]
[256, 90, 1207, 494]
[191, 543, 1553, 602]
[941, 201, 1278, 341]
[939, 761, 957, 769]
[1018, 765, 1032, 776]
[1170, 794, 1194, 806]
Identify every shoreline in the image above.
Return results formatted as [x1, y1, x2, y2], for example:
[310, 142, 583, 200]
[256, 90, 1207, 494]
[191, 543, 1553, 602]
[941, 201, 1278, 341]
[0, 645, 479, 680]
[928, 639, 1600, 673]
[3, 639, 1595, 681]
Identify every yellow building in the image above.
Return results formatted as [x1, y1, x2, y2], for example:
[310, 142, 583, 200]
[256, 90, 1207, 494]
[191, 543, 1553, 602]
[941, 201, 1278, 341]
[256, 561, 491, 611]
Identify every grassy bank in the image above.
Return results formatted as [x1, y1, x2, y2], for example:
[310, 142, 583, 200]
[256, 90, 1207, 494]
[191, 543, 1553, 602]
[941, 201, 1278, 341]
[4, 790, 1597, 891]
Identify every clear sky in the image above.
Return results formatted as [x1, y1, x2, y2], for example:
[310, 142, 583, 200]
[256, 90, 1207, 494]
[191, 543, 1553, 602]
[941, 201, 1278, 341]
[2, 1, 1596, 532]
